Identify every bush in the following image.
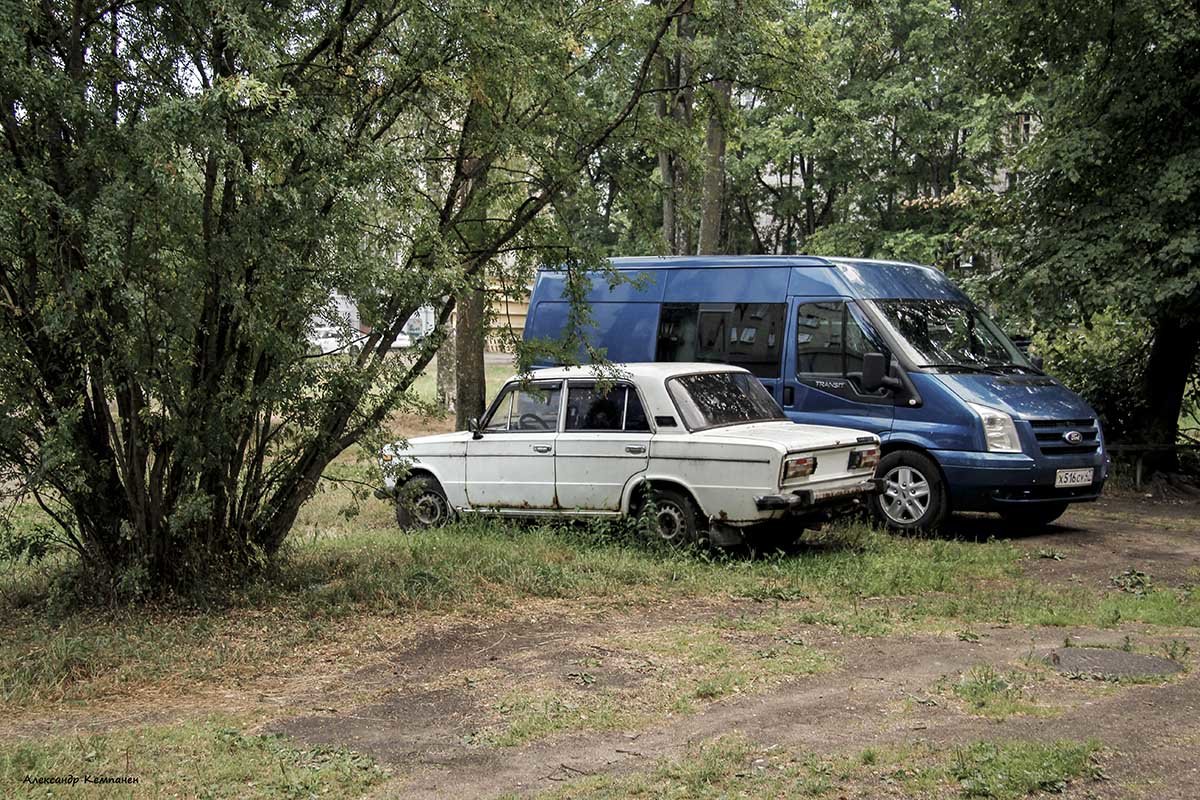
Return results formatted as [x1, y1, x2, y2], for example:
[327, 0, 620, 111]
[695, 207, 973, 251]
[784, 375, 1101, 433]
[1033, 312, 1152, 442]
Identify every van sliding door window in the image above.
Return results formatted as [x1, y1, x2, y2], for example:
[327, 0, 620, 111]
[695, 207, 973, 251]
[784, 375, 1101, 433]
[796, 301, 885, 385]
[655, 303, 786, 378]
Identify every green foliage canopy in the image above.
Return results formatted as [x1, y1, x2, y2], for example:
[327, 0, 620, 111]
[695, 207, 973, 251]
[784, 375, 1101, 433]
[0, 0, 685, 594]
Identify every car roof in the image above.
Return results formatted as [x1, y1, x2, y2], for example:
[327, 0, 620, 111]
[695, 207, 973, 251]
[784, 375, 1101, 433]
[523, 362, 746, 382]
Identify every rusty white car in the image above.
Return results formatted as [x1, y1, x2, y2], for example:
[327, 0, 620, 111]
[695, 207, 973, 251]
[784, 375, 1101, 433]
[379, 363, 881, 545]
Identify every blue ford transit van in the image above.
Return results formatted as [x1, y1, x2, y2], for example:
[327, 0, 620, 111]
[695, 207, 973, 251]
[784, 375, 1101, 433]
[523, 256, 1108, 530]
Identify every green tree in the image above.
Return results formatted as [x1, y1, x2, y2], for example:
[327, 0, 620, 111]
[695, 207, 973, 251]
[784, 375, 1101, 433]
[991, 0, 1200, 455]
[0, 0, 687, 594]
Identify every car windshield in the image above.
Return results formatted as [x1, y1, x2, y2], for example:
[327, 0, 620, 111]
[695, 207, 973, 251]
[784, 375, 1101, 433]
[666, 371, 785, 430]
[867, 299, 1032, 372]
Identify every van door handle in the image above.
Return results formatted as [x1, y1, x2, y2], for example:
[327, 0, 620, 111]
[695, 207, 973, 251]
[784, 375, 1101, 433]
[532, 444, 552, 454]
[625, 445, 646, 454]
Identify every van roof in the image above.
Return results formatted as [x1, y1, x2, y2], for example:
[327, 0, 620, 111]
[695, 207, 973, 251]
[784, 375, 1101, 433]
[605, 255, 927, 271]
[525, 362, 743, 382]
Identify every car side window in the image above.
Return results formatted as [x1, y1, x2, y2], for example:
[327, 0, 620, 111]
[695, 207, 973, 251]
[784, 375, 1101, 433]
[566, 385, 622, 431]
[565, 384, 652, 432]
[624, 388, 650, 432]
[796, 301, 884, 381]
[484, 383, 561, 431]
[483, 387, 516, 431]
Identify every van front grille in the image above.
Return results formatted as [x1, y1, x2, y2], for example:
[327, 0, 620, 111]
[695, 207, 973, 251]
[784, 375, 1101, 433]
[1028, 418, 1100, 455]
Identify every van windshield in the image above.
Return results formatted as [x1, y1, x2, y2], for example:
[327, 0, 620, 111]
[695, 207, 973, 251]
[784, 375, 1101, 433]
[666, 371, 785, 430]
[867, 299, 1033, 373]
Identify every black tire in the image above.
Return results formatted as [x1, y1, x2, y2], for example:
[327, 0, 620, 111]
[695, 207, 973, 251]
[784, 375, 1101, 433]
[394, 475, 453, 530]
[637, 486, 704, 546]
[870, 450, 949, 532]
[999, 502, 1069, 529]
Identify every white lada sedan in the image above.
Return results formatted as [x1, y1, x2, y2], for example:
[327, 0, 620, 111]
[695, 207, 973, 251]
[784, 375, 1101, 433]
[379, 363, 881, 545]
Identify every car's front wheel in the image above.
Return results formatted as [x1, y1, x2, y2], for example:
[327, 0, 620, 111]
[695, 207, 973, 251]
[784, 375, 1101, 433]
[395, 475, 453, 530]
[637, 486, 704, 546]
[871, 450, 948, 532]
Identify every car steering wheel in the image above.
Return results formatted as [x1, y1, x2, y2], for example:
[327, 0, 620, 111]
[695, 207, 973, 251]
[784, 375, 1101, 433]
[519, 413, 550, 430]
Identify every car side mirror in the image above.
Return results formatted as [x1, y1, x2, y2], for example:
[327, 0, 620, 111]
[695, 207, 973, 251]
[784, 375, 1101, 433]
[468, 417, 483, 439]
[861, 352, 903, 392]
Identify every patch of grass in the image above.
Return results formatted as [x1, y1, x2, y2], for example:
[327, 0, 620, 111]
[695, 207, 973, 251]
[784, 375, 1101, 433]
[0, 717, 386, 799]
[951, 740, 1101, 799]
[948, 665, 1055, 719]
[486, 693, 631, 747]
[911, 575, 1200, 629]
[630, 625, 830, 706]
[484, 623, 829, 746]
[533, 736, 1102, 799]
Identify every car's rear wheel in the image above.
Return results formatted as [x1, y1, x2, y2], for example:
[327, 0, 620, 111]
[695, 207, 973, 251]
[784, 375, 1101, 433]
[999, 502, 1069, 529]
[638, 486, 704, 546]
[395, 475, 453, 530]
[871, 450, 948, 532]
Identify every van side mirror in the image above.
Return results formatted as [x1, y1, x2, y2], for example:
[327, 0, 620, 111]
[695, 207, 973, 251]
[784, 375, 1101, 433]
[861, 352, 903, 392]
[468, 417, 483, 439]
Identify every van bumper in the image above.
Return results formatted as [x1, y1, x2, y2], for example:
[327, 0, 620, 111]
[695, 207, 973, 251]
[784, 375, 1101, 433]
[934, 449, 1108, 511]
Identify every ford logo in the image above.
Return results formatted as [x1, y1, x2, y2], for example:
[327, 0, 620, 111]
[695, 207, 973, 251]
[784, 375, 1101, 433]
[1063, 430, 1084, 444]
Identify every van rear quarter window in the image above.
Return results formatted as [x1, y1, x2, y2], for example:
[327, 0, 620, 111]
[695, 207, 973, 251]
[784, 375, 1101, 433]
[526, 301, 659, 363]
[656, 303, 785, 378]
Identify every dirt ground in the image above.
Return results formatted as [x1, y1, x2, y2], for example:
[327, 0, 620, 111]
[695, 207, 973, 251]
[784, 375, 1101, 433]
[265, 494, 1200, 799]
[3, 493, 1197, 798]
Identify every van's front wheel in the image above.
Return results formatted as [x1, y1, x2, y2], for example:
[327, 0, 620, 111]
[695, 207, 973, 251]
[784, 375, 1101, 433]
[871, 451, 948, 532]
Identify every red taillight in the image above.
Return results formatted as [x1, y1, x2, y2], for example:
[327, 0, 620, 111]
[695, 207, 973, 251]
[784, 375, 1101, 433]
[849, 446, 880, 471]
[783, 456, 817, 481]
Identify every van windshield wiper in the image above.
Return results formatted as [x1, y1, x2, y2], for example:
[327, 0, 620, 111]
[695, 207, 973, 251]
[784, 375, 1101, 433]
[920, 363, 1002, 374]
[990, 362, 1044, 375]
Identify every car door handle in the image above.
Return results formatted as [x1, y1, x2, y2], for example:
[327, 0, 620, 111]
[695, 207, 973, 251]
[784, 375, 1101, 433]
[532, 444, 552, 454]
[625, 445, 646, 454]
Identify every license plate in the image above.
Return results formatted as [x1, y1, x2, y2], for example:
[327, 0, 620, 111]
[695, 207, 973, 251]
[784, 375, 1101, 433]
[1055, 468, 1094, 488]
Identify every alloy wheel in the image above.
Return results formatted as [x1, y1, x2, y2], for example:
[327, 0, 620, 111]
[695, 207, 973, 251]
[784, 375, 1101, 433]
[880, 465, 931, 524]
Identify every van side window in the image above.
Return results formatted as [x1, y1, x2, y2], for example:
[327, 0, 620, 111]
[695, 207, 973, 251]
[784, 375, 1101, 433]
[796, 301, 884, 381]
[656, 303, 786, 378]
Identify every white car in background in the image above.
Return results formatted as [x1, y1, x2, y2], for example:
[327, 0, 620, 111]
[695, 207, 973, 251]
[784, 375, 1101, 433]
[379, 363, 881, 545]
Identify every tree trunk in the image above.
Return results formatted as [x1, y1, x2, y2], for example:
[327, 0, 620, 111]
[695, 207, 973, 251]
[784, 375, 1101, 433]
[436, 314, 457, 414]
[656, 79, 677, 254]
[697, 79, 731, 255]
[454, 284, 487, 430]
[1137, 312, 1200, 471]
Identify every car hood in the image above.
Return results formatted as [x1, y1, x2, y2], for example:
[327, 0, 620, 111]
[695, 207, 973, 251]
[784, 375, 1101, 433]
[936, 373, 1096, 420]
[692, 420, 877, 453]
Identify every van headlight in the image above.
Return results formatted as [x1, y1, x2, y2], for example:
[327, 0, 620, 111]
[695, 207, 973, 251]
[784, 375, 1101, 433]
[968, 403, 1021, 453]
